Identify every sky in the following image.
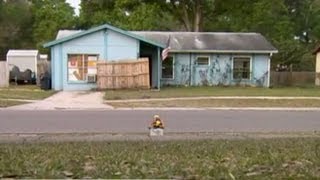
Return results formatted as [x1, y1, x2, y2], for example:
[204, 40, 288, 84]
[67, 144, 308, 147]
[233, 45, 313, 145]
[66, 0, 81, 16]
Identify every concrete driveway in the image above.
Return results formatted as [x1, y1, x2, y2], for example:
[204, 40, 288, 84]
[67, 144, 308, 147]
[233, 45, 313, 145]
[7, 91, 113, 110]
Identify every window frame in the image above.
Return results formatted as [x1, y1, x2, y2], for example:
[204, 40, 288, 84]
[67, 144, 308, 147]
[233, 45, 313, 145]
[196, 56, 210, 66]
[232, 56, 252, 80]
[161, 55, 175, 80]
[67, 54, 99, 83]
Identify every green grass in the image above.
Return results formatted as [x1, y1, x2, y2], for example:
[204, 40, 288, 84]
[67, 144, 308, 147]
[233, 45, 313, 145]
[0, 85, 55, 100]
[104, 86, 320, 100]
[109, 99, 320, 108]
[0, 138, 319, 179]
[0, 100, 28, 107]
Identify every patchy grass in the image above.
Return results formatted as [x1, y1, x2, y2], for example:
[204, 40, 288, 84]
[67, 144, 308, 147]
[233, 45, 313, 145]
[0, 85, 55, 100]
[0, 138, 319, 179]
[104, 86, 320, 100]
[0, 100, 28, 107]
[109, 99, 320, 108]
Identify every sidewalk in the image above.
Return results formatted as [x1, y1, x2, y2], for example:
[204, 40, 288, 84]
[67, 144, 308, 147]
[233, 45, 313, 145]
[105, 96, 320, 103]
[3, 95, 320, 111]
[113, 107, 320, 111]
[105, 96, 320, 111]
[6, 91, 113, 110]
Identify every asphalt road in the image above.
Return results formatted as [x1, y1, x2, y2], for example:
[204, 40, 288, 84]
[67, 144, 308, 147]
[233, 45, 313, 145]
[0, 110, 319, 133]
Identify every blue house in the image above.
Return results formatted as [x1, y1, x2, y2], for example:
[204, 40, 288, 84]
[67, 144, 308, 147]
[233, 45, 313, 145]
[44, 24, 277, 91]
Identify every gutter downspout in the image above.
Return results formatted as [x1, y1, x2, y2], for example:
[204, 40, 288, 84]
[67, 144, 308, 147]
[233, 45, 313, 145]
[267, 53, 273, 88]
[157, 47, 161, 90]
[104, 30, 108, 60]
[189, 53, 192, 86]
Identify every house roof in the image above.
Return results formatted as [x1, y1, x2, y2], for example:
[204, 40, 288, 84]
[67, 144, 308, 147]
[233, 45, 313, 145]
[131, 31, 278, 53]
[7, 50, 39, 57]
[56, 30, 83, 39]
[43, 24, 165, 48]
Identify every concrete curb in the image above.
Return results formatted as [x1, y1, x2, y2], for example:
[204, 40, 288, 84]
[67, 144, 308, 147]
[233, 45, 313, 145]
[2, 104, 320, 112]
[2, 107, 315, 111]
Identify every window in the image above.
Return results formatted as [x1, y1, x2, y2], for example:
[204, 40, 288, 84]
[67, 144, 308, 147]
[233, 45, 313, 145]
[196, 56, 210, 65]
[233, 57, 251, 79]
[162, 56, 174, 79]
[68, 54, 98, 82]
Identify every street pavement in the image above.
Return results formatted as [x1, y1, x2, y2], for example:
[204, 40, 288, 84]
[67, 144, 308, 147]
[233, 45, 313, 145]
[0, 109, 319, 133]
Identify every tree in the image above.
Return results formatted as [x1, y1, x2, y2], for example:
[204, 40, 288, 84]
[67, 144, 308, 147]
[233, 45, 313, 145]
[285, 0, 320, 44]
[78, 0, 175, 31]
[31, 0, 76, 53]
[204, 0, 318, 70]
[0, 0, 33, 59]
[144, 0, 215, 32]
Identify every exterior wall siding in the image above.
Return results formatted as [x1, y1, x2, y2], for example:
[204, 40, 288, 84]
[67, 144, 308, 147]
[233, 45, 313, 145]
[51, 45, 63, 90]
[161, 53, 270, 87]
[316, 52, 320, 86]
[106, 30, 138, 61]
[61, 31, 105, 91]
[50, 29, 140, 91]
[252, 54, 269, 87]
[161, 53, 191, 86]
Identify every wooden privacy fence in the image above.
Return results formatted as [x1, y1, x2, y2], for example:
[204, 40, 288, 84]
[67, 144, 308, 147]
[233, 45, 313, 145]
[0, 61, 9, 88]
[97, 58, 150, 89]
[270, 71, 315, 86]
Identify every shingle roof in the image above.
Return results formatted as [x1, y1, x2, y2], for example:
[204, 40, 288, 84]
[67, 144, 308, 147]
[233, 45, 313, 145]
[7, 50, 39, 57]
[48, 25, 278, 53]
[131, 31, 278, 53]
[43, 24, 165, 48]
[56, 30, 83, 39]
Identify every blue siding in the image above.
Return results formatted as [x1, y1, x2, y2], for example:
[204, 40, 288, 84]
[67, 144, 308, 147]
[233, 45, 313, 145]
[50, 29, 141, 91]
[161, 53, 191, 86]
[107, 30, 138, 61]
[51, 45, 63, 90]
[60, 30, 105, 91]
[161, 53, 270, 87]
[252, 54, 270, 87]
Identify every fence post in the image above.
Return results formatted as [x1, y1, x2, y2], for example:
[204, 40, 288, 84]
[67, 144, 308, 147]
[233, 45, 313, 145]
[0, 61, 9, 88]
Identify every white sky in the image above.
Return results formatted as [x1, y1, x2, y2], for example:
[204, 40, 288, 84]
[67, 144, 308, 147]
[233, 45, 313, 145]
[66, 0, 81, 16]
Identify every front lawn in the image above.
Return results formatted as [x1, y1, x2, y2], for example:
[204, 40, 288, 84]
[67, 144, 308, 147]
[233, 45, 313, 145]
[0, 100, 28, 107]
[0, 138, 319, 179]
[0, 85, 55, 100]
[104, 86, 320, 100]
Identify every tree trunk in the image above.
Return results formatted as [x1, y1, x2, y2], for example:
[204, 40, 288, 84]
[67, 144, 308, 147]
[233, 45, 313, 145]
[181, 2, 192, 31]
[193, 0, 202, 32]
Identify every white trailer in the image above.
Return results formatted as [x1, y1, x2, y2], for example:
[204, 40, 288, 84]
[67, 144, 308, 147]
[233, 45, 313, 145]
[6, 50, 39, 81]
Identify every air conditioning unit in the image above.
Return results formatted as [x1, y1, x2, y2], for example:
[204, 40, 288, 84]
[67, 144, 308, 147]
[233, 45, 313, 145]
[87, 74, 96, 83]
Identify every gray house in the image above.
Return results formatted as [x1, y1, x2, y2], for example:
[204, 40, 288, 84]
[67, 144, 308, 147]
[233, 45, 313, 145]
[44, 24, 277, 91]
